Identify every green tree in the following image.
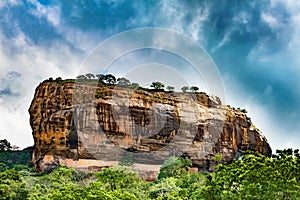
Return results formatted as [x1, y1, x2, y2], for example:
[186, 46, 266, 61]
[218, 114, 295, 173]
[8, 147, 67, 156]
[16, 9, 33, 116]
[158, 156, 192, 180]
[85, 73, 95, 79]
[201, 150, 300, 199]
[189, 86, 199, 93]
[130, 82, 139, 89]
[103, 74, 116, 85]
[27, 166, 88, 199]
[91, 166, 146, 199]
[148, 177, 182, 199]
[0, 169, 28, 199]
[117, 77, 131, 86]
[181, 86, 189, 92]
[150, 82, 164, 90]
[95, 166, 142, 191]
[237, 107, 248, 113]
[166, 86, 174, 92]
[119, 155, 134, 166]
[213, 152, 223, 166]
[0, 146, 33, 169]
[0, 139, 12, 151]
[76, 75, 87, 80]
[96, 74, 105, 82]
[55, 77, 62, 82]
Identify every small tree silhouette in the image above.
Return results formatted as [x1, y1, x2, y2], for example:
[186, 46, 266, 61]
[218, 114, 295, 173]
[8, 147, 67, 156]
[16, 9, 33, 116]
[0, 139, 12, 151]
[86, 73, 95, 79]
[181, 86, 189, 92]
[55, 77, 62, 82]
[76, 75, 87, 80]
[103, 74, 116, 85]
[150, 82, 165, 90]
[117, 77, 131, 86]
[96, 74, 105, 83]
[130, 82, 139, 89]
[166, 86, 174, 92]
[190, 86, 199, 93]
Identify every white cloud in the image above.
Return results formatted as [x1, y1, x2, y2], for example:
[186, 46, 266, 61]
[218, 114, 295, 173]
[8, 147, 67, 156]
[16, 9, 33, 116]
[245, 101, 300, 151]
[27, 0, 102, 53]
[286, 12, 300, 72]
[0, 104, 33, 148]
[222, 73, 299, 151]
[0, 71, 22, 97]
[261, 13, 278, 28]
[250, 2, 300, 74]
[187, 8, 209, 42]
[0, 24, 83, 148]
[271, 0, 300, 13]
[211, 31, 231, 52]
[28, 0, 61, 26]
[233, 11, 251, 25]
[0, 0, 20, 9]
[151, 0, 209, 43]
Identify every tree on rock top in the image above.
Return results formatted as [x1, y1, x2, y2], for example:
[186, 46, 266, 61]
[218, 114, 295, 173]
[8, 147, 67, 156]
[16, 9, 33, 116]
[96, 74, 105, 82]
[190, 86, 199, 93]
[85, 73, 95, 79]
[76, 75, 87, 80]
[150, 82, 165, 90]
[103, 74, 116, 85]
[166, 86, 174, 92]
[117, 77, 130, 86]
[181, 86, 189, 92]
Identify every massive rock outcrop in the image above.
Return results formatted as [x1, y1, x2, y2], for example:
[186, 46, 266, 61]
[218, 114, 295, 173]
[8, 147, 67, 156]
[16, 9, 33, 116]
[29, 80, 271, 172]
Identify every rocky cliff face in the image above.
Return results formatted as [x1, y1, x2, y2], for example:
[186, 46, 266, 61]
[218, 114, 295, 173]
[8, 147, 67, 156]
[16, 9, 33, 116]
[29, 81, 271, 172]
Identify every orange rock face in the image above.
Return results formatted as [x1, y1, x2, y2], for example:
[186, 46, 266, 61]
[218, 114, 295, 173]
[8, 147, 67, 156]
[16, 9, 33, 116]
[29, 81, 271, 172]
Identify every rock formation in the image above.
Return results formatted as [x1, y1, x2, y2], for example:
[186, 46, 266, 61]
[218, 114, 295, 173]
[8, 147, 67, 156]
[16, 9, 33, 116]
[29, 80, 272, 172]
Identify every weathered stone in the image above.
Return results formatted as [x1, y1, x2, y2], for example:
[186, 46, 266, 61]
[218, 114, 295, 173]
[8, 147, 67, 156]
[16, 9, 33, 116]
[29, 81, 272, 171]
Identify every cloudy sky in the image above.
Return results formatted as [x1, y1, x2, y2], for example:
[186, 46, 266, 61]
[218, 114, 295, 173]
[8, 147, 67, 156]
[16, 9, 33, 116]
[0, 0, 299, 151]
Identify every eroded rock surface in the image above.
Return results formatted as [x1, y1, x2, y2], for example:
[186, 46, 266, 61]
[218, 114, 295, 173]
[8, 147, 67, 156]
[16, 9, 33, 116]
[29, 81, 271, 172]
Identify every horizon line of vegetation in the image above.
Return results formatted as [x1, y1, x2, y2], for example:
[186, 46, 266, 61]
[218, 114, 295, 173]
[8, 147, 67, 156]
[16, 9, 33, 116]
[43, 73, 248, 114]
[0, 138, 299, 199]
[44, 73, 204, 94]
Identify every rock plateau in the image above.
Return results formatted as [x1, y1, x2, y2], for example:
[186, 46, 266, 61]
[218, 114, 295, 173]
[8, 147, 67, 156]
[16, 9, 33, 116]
[29, 80, 272, 172]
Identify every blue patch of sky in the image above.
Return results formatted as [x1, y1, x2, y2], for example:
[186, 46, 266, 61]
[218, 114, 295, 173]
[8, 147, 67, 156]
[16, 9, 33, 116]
[0, 88, 19, 97]
[0, 1, 62, 45]
[58, 0, 136, 31]
[37, 0, 52, 6]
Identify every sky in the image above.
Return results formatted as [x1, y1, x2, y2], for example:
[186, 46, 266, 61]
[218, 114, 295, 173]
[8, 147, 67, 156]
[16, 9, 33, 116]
[0, 0, 299, 151]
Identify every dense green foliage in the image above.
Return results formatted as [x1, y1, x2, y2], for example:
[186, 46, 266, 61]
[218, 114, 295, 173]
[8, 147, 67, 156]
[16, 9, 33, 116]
[0, 140, 12, 151]
[0, 147, 299, 199]
[157, 156, 192, 180]
[0, 143, 33, 171]
[200, 150, 300, 199]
